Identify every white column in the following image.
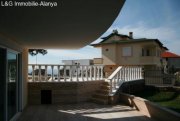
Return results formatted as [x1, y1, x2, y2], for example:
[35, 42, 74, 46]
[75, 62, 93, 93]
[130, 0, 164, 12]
[94, 66, 96, 80]
[110, 79, 113, 94]
[132, 67, 134, 80]
[97, 66, 100, 79]
[70, 65, 73, 81]
[51, 65, 54, 82]
[117, 70, 120, 84]
[101, 66, 103, 79]
[124, 67, 126, 81]
[45, 65, 48, 82]
[64, 66, 66, 82]
[86, 66, 88, 81]
[32, 65, 35, 82]
[76, 65, 79, 81]
[90, 66, 92, 80]
[81, 66, 84, 81]
[38, 65, 41, 82]
[57, 65, 60, 82]
[139, 67, 142, 79]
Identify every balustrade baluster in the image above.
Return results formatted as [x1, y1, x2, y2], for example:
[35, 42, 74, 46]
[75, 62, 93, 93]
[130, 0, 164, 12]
[94, 66, 96, 80]
[76, 65, 79, 81]
[38, 65, 41, 82]
[101, 66, 103, 79]
[81, 66, 84, 81]
[110, 79, 113, 94]
[64, 66, 66, 82]
[45, 65, 48, 82]
[90, 66, 92, 80]
[32, 65, 35, 82]
[70, 65, 73, 81]
[86, 66, 88, 81]
[97, 66, 100, 79]
[51, 65, 54, 82]
[117, 70, 120, 84]
[57, 65, 60, 82]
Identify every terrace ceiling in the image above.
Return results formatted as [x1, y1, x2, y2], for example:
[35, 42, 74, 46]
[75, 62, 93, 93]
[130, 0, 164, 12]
[0, 0, 125, 49]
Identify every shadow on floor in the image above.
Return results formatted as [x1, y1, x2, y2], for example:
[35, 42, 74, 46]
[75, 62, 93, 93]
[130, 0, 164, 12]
[17, 103, 156, 121]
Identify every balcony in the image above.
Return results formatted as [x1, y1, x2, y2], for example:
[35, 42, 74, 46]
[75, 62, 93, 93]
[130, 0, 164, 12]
[139, 56, 161, 65]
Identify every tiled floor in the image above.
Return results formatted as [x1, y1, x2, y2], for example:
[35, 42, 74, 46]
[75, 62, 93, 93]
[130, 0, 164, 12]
[17, 103, 157, 121]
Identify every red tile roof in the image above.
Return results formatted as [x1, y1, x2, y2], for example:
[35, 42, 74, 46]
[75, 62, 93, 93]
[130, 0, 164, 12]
[161, 51, 180, 58]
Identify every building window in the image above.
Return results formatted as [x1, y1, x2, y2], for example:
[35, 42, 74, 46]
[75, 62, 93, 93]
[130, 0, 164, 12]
[142, 48, 144, 56]
[122, 47, 132, 56]
[142, 48, 151, 56]
[146, 49, 150, 56]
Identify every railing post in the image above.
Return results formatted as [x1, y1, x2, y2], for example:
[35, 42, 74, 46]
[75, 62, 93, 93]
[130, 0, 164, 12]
[90, 66, 92, 80]
[51, 65, 54, 82]
[124, 67, 127, 81]
[117, 70, 120, 84]
[101, 66, 103, 79]
[86, 66, 88, 81]
[38, 65, 41, 82]
[32, 65, 35, 82]
[45, 65, 48, 82]
[97, 66, 100, 79]
[64, 65, 66, 82]
[94, 66, 96, 80]
[110, 79, 113, 94]
[70, 65, 73, 81]
[81, 66, 84, 81]
[140, 67, 142, 79]
[76, 65, 79, 81]
[57, 65, 60, 82]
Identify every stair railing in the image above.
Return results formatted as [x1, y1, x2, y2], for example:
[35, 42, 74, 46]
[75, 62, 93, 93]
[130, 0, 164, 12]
[107, 66, 143, 94]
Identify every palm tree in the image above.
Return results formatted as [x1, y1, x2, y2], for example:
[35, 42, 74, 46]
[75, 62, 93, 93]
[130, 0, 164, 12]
[29, 49, 47, 56]
[29, 49, 48, 77]
[29, 49, 48, 65]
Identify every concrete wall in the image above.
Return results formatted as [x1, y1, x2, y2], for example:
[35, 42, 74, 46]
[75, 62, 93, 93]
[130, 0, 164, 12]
[102, 44, 117, 65]
[119, 93, 180, 121]
[28, 81, 103, 104]
[120, 79, 145, 94]
[0, 34, 28, 110]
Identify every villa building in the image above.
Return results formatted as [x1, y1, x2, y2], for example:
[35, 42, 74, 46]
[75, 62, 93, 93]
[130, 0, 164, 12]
[92, 30, 168, 70]
[161, 51, 180, 73]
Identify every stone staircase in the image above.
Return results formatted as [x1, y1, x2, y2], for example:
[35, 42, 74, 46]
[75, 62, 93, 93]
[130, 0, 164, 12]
[91, 81, 110, 104]
[91, 66, 143, 105]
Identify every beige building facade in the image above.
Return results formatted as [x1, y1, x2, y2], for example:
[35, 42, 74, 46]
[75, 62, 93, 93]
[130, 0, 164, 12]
[92, 31, 168, 68]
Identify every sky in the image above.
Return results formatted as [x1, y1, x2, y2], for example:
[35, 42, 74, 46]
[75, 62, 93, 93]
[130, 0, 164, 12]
[29, 0, 180, 64]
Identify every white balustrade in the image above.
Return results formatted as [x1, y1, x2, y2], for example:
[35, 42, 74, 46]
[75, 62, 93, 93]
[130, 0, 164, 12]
[28, 64, 104, 82]
[108, 66, 143, 94]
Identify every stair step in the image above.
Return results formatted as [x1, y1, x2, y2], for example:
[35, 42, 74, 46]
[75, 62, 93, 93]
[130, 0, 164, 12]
[93, 93, 109, 99]
[96, 89, 109, 95]
[91, 97, 108, 105]
[101, 81, 110, 86]
[100, 85, 110, 90]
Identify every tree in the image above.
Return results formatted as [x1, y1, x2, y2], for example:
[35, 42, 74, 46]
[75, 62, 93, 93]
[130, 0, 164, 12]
[28, 49, 48, 65]
[29, 49, 47, 56]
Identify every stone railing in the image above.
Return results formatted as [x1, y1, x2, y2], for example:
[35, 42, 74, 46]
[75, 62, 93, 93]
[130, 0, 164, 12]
[107, 66, 143, 95]
[28, 64, 104, 82]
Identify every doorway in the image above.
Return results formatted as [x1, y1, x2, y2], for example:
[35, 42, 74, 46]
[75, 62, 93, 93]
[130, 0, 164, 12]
[0, 47, 21, 121]
[41, 90, 52, 104]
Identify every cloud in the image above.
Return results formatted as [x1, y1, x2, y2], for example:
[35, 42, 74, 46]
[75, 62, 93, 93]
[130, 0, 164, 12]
[93, 22, 180, 55]
[108, 24, 176, 42]
[47, 46, 101, 60]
